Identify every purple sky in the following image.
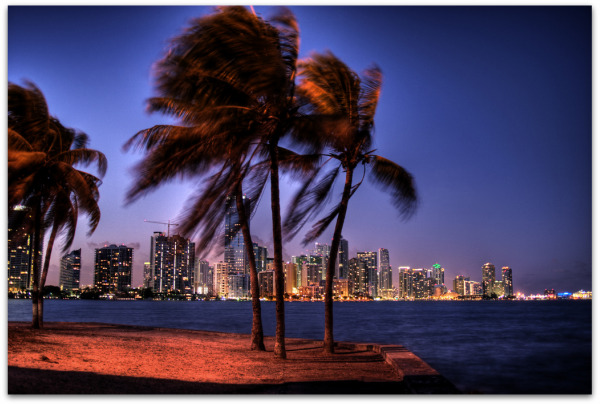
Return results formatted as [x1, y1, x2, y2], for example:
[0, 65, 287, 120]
[7, 5, 591, 295]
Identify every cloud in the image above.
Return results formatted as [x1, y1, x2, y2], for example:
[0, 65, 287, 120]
[86, 241, 141, 250]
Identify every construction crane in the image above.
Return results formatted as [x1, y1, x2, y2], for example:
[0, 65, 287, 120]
[144, 219, 180, 237]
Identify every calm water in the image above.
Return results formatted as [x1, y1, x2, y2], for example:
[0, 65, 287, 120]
[8, 299, 592, 394]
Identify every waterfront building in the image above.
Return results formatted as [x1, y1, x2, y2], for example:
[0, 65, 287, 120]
[544, 289, 557, 299]
[224, 195, 250, 278]
[94, 244, 133, 293]
[194, 260, 212, 295]
[142, 262, 152, 289]
[228, 273, 249, 299]
[291, 255, 307, 288]
[431, 263, 445, 285]
[357, 252, 377, 297]
[348, 258, 367, 295]
[253, 244, 268, 272]
[284, 262, 297, 294]
[411, 269, 427, 299]
[481, 262, 496, 296]
[464, 280, 482, 296]
[213, 261, 228, 298]
[337, 238, 349, 279]
[378, 248, 393, 298]
[302, 260, 322, 285]
[258, 270, 275, 298]
[502, 267, 513, 297]
[59, 249, 81, 292]
[8, 205, 42, 292]
[398, 267, 412, 298]
[149, 232, 195, 293]
[453, 275, 468, 295]
[333, 279, 350, 298]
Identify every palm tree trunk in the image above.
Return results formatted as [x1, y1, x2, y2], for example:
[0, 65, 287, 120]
[38, 223, 59, 329]
[323, 168, 354, 354]
[234, 182, 265, 351]
[31, 201, 42, 329]
[269, 140, 286, 359]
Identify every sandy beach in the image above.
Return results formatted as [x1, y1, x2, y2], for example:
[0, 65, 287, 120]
[8, 321, 422, 394]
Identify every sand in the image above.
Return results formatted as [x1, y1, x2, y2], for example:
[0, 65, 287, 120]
[8, 321, 410, 394]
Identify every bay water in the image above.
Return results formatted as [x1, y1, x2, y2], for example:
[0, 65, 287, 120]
[8, 299, 592, 394]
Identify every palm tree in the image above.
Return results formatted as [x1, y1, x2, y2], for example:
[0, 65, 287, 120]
[8, 81, 107, 328]
[125, 6, 317, 358]
[284, 52, 418, 353]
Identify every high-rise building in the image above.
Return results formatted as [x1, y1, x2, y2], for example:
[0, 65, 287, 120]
[258, 270, 274, 297]
[453, 275, 470, 296]
[412, 268, 427, 299]
[94, 244, 133, 293]
[8, 206, 42, 292]
[314, 243, 330, 279]
[357, 252, 377, 297]
[502, 267, 513, 297]
[149, 232, 195, 293]
[337, 238, 349, 279]
[377, 248, 392, 298]
[431, 263, 445, 286]
[291, 255, 307, 288]
[398, 267, 412, 299]
[224, 195, 250, 276]
[481, 262, 496, 297]
[228, 273, 249, 299]
[213, 261, 229, 298]
[142, 262, 152, 289]
[348, 258, 367, 295]
[195, 260, 212, 295]
[59, 249, 81, 292]
[284, 262, 297, 294]
[253, 244, 268, 272]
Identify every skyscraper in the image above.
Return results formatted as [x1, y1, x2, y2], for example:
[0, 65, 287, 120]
[253, 243, 268, 272]
[8, 206, 42, 292]
[377, 248, 392, 298]
[337, 238, 348, 279]
[348, 258, 367, 295]
[314, 242, 330, 279]
[481, 262, 496, 297]
[224, 195, 250, 276]
[502, 267, 513, 297]
[194, 260, 212, 295]
[453, 275, 470, 296]
[150, 232, 195, 293]
[142, 262, 152, 289]
[431, 263, 445, 285]
[398, 267, 412, 299]
[59, 249, 81, 292]
[213, 261, 229, 298]
[357, 252, 377, 297]
[94, 244, 133, 293]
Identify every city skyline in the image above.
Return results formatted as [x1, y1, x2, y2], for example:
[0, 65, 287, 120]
[6, 5, 591, 295]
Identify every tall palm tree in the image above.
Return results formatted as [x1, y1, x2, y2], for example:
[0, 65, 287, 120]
[285, 52, 418, 353]
[8, 81, 106, 328]
[125, 6, 317, 358]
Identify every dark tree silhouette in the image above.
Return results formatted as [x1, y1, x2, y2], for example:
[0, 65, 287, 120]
[285, 52, 418, 353]
[8, 81, 106, 328]
[124, 7, 319, 356]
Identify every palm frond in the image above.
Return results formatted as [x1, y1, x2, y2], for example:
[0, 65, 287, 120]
[368, 155, 418, 219]
[358, 65, 382, 131]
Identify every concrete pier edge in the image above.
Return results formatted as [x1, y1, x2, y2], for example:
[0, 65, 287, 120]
[335, 341, 460, 393]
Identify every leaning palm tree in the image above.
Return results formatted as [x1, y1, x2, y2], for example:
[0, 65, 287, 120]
[285, 52, 418, 353]
[125, 6, 316, 358]
[8, 81, 106, 328]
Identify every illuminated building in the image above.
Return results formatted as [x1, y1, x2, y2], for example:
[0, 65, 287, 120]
[481, 262, 496, 296]
[337, 238, 349, 279]
[378, 248, 393, 298]
[224, 195, 250, 278]
[492, 280, 504, 297]
[213, 261, 228, 298]
[258, 270, 274, 298]
[348, 258, 367, 295]
[572, 290, 592, 299]
[398, 267, 412, 298]
[253, 244, 268, 272]
[453, 275, 470, 295]
[228, 273, 249, 299]
[94, 244, 133, 293]
[8, 206, 42, 292]
[194, 260, 212, 295]
[502, 267, 513, 297]
[411, 269, 427, 299]
[333, 279, 350, 297]
[291, 255, 307, 287]
[149, 232, 195, 293]
[284, 262, 297, 294]
[357, 252, 377, 297]
[59, 249, 81, 292]
[431, 263, 445, 285]
[142, 262, 152, 288]
[544, 289, 557, 299]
